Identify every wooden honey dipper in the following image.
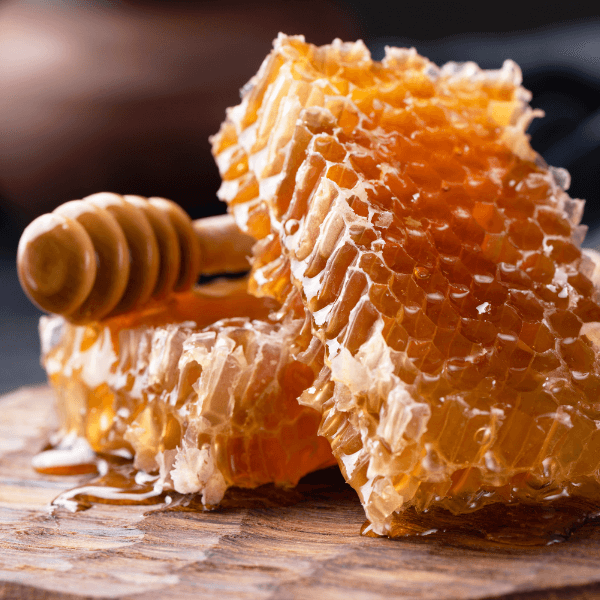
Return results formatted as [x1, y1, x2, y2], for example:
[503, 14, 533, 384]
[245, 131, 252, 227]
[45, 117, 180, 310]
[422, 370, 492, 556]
[17, 192, 255, 323]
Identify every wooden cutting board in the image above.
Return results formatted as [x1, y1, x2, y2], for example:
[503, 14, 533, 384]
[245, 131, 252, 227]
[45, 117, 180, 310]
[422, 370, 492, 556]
[3, 386, 600, 600]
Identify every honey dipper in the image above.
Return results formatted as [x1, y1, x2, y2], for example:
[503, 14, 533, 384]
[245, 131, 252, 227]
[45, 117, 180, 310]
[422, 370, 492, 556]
[17, 192, 254, 322]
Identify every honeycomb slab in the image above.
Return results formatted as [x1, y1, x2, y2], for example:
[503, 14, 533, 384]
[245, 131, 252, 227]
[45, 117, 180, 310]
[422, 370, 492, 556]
[41, 279, 335, 506]
[212, 34, 600, 534]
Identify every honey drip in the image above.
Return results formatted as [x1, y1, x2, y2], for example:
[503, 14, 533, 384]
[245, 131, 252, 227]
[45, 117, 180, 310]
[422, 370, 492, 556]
[32, 437, 169, 511]
[212, 34, 600, 536]
[362, 498, 600, 547]
[48, 455, 182, 513]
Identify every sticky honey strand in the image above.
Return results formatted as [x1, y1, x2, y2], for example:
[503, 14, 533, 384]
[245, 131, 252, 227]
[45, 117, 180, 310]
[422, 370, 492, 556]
[17, 193, 254, 322]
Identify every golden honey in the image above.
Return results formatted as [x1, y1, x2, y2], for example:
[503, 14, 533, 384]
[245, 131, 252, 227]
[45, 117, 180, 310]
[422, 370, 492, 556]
[212, 35, 600, 535]
[41, 279, 335, 507]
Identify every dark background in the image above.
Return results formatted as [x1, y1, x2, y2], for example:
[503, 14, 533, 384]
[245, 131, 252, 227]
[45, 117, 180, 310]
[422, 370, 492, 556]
[1, 0, 598, 393]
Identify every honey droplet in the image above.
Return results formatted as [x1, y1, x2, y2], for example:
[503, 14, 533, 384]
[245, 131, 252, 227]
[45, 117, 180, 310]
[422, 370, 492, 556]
[414, 266, 430, 280]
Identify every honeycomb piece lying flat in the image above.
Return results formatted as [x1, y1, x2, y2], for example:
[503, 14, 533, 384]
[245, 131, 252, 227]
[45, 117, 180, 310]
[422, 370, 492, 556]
[212, 35, 600, 534]
[41, 279, 334, 506]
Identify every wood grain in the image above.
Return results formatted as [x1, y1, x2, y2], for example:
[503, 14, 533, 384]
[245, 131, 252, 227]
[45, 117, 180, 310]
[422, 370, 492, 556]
[3, 386, 600, 600]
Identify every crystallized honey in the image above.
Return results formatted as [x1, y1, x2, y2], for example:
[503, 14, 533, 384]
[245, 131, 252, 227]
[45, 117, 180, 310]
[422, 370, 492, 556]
[212, 35, 600, 535]
[41, 279, 334, 506]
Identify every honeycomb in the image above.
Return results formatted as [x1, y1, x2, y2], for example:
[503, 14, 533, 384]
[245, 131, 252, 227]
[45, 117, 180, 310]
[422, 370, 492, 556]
[212, 34, 600, 534]
[41, 278, 335, 506]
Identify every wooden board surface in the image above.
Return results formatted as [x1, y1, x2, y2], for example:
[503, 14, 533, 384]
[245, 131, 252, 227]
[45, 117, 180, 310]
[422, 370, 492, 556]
[3, 386, 600, 600]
